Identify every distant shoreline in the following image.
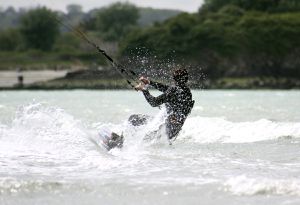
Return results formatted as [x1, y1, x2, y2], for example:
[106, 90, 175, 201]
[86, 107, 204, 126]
[1, 69, 300, 90]
[1, 87, 299, 91]
[2, 81, 300, 90]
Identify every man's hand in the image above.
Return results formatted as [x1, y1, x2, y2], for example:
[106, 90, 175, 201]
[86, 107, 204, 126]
[139, 76, 150, 85]
[135, 83, 145, 91]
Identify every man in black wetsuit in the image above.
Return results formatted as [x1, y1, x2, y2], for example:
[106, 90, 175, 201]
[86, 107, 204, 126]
[135, 68, 194, 141]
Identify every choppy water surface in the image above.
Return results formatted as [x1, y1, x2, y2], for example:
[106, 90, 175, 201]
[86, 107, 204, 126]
[0, 90, 300, 205]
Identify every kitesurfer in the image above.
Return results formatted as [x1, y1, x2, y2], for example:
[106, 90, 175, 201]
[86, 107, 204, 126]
[135, 68, 194, 141]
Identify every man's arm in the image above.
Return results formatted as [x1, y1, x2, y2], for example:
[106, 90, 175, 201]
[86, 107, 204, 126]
[142, 90, 168, 107]
[139, 77, 169, 93]
[150, 81, 169, 93]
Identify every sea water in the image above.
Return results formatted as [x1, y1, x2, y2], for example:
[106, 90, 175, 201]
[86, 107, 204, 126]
[0, 90, 300, 205]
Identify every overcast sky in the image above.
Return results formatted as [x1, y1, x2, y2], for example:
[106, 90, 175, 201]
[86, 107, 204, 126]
[1, 0, 204, 12]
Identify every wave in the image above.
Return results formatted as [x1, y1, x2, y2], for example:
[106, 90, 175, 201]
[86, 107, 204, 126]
[0, 177, 89, 195]
[1, 103, 300, 198]
[0, 103, 149, 173]
[180, 117, 300, 143]
[1, 103, 300, 151]
[224, 175, 300, 196]
[0, 103, 90, 152]
[0, 103, 108, 175]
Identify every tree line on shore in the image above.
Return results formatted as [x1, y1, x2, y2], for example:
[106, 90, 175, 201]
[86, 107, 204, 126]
[0, 0, 300, 85]
[121, 0, 300, 79]
[0, 3, 180, 70]
[0, 4, 180, 51]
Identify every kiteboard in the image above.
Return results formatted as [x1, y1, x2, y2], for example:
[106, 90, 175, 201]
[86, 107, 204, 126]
[90, 128, 124, 151]
[90, 114, 152, 151]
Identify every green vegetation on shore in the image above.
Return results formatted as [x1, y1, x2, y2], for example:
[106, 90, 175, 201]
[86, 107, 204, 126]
[0, 1, 300, 89]
[121, 1, 300, 79]
[0, 4, 181, 71]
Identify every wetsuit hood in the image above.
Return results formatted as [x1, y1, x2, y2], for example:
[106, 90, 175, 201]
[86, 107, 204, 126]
[173, 69, 188, 85]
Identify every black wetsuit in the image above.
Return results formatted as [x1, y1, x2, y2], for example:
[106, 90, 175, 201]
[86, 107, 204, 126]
[142, 81, 194, 140]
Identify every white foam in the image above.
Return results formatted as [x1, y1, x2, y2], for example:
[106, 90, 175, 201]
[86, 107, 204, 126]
[0, 103, 118, 174]
[225, 175, 300, 196]
[4, 103, 89, 152]
[180, 117, 300, 143]
[3, 103, 300, 149]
